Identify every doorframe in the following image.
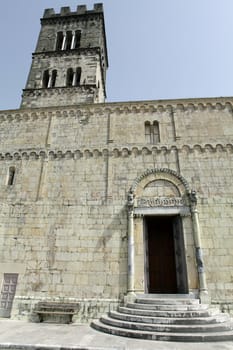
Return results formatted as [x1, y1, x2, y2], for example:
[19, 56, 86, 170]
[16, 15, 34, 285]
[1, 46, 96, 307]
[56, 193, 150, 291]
[127, 168, 209, 301]
[143, 214, 188, 294]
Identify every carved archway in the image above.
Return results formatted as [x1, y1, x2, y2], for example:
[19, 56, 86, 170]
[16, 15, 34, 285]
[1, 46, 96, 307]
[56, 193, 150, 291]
[130, 168, 190, 194]
[126, 168, 208, 301]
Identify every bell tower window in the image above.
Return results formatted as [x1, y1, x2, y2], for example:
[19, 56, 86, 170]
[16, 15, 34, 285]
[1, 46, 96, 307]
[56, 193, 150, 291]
[66, 68, 82, 87]
[56, 31, 81, 51]
[42, 70, 50, 88]
[74, 31, 81, 49]
[56, 32, 64, 50]
[75, 67, 81, 86]
[42, 70, 57, 88]
[66, 68, 74, 87]
[50, 70, 57, 88]
[66, 31, 73, 50]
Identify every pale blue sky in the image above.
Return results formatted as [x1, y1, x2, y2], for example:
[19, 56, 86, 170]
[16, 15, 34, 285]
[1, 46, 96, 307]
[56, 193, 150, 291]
[0, 0, 233, 110]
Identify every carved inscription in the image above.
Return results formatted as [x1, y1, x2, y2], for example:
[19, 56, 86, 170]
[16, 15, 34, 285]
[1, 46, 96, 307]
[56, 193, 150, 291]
[137, 197, 184, 208]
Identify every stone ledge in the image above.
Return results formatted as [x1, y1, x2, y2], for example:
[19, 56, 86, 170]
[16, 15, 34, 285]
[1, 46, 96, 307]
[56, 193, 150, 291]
[0, 143, 231, 161]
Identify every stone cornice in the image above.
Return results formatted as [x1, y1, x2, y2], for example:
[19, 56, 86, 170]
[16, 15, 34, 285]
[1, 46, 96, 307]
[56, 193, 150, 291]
[21, 85, 97, 102]
[32, 47, 101, 59]
[2, 97, 233, 118]
[0, 144, 232, 161]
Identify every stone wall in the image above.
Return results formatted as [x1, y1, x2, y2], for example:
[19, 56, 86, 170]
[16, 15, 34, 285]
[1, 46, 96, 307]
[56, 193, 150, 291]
[0, 97, 233, 320]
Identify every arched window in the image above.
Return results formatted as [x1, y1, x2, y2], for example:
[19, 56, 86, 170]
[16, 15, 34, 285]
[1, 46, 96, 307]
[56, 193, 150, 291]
[56, 31, 81, 51]
[74, 31, 81, 49]
[152, 121, 160, 143]
[145, 121, 160, 144]
[50, 70, 57, 88]
[145, 121, 151, 143]
[75, 67, 81, 86]
[42, 70, 50, 88]
[56, 32, 64, 50]
[7, 166, 15, 186]
[66, 68, 74, 87]
[66, 31, 73, 50]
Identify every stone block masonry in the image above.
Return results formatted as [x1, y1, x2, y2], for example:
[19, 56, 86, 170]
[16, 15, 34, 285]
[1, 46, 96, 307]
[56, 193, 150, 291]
[0, 98, 233, 321]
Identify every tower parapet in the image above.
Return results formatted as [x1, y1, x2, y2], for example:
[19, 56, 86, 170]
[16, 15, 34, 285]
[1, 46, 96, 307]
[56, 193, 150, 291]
[43, 4, 104, 18]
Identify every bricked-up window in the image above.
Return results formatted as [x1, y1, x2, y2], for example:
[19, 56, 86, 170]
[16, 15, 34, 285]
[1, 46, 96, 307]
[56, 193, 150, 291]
[42, 70, 50, 88]
[145, 121, 160, 144]
[7, 167, 15, 186]
[56, 31, 64, 50]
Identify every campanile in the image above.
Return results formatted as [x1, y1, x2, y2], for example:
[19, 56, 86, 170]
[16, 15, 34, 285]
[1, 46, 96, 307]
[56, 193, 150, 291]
[21, 4, 108, 108]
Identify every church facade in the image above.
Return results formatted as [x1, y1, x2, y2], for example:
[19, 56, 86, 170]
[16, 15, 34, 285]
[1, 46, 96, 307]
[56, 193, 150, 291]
[0, 4, 233, 323]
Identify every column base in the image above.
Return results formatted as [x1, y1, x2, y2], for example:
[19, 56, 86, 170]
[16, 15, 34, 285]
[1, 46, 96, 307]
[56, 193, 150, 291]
[124, 292, 136, 304]
[199, 290, 210, 304]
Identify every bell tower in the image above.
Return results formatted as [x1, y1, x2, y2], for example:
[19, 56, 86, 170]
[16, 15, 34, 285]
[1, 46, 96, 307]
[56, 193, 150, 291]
[21, 3, 108, 109]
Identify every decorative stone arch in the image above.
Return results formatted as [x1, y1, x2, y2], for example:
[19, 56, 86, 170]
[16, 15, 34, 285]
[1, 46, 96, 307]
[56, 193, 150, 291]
[127, 168, 208, 303]
[130, 168, 189, 195]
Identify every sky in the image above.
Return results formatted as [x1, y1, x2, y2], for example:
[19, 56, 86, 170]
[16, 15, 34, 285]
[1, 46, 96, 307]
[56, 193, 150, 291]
[0, 0, 233, 110]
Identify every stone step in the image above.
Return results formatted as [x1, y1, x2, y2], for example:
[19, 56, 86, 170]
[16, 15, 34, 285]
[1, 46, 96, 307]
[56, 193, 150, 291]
[126, 302, 209, 312]
[118, 306, 214, 318]
[91, 319, 233, 342]
[100, 315, 233, 333]
[135, 297, 200, 305]
[110, 310, 230, 325]
[136, 293, 196, 299]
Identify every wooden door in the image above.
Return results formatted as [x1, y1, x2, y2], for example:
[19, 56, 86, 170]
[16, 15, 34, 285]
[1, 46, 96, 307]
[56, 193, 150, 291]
[0, 273, 18, 318]
[146, 216, 177, 293]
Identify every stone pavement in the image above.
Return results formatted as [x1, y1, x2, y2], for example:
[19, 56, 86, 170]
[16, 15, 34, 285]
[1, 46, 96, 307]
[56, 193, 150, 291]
[0, 320, 233, 350]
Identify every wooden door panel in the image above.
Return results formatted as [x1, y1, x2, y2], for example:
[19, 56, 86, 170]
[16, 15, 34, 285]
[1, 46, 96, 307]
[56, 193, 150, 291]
[147, 217, 177, 293]
[0, 273, 18, 318]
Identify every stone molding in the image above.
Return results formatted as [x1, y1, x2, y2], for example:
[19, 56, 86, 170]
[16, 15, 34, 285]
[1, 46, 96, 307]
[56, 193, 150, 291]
[33, 47, 101, 59]
[130, 168, 190, 195]
[1, 98, 233, 120]
[22, 85, 97, 99]
[0, 143, 232, 161]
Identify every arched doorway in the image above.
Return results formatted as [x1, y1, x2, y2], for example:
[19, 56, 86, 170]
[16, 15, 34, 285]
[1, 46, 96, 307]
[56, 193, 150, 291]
[127, 168, 205, 297]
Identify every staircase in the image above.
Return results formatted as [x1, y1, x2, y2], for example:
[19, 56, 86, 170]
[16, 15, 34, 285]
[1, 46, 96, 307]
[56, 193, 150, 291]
[91, 294, 233, 342]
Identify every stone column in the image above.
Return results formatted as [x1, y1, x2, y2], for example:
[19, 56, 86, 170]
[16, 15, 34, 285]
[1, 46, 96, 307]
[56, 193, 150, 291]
[127, 190, 136, 300]
[47, 74, 52, 88]
[72, 71, 77, 86]
[71, 32, 76, 50]
[189, 191, 209, 303]
[61, 33, 67, 50]
[128, 209, 135, 293]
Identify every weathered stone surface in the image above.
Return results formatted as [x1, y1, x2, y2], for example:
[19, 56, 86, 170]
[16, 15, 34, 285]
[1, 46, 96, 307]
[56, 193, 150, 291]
[0, 5, 233, 324]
